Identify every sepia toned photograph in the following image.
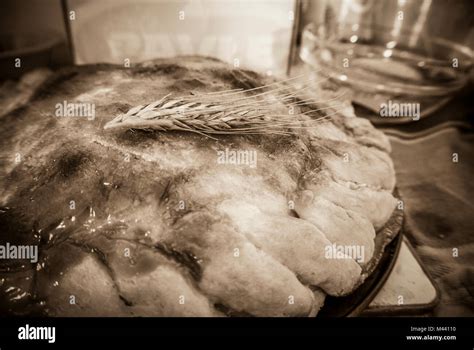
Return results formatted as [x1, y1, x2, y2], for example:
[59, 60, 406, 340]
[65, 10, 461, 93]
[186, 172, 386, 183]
[0, 0, 473, 345]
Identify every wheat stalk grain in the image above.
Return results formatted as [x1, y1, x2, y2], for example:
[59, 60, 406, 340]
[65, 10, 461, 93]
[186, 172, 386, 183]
[103, 74, 343, 139]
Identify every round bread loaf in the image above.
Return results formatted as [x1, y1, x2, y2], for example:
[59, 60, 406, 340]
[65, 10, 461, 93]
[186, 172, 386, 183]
[0, 56, 397, 316]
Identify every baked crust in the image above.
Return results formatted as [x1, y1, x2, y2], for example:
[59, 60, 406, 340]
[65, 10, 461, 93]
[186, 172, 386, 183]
[0, 56, 397, 316]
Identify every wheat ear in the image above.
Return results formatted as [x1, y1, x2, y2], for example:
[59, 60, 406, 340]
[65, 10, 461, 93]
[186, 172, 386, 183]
[104, 74, 342, 138]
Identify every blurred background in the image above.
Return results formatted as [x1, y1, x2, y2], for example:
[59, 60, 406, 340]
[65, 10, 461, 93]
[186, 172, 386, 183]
[0, 0, 296, 77]
[0, 0, 473, 76]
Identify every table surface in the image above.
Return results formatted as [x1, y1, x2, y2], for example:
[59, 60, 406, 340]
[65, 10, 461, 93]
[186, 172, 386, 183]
[364, 238, 438, 315]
